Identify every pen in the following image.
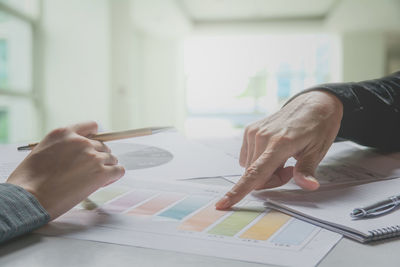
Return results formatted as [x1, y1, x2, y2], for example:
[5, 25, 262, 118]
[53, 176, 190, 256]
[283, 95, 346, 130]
[17, 126, 171, 210]
[17, 127, 171, 151]
[350, 195, 400, 219]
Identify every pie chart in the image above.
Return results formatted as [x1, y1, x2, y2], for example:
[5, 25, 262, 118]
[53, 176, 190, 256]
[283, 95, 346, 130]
[108, 143, 174, 170]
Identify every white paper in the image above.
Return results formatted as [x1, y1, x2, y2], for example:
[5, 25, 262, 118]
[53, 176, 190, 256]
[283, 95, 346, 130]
[311, 141, 400, 186]
[36, 179, 341, 267]
[224, 141, 400, 189]
[107, 131, 244, 180]
[194, 134, 243, 160]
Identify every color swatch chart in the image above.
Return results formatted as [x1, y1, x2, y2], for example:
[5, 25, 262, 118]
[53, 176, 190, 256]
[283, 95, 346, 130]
[88, 184, 319, 249]
[39, 180, 341, 267]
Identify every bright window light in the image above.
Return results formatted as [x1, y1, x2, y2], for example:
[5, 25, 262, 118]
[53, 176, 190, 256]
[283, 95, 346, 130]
[184, 34, 340, 138]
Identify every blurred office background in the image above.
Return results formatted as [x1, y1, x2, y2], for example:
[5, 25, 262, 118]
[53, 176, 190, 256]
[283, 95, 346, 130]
[0, 0, 400, 143]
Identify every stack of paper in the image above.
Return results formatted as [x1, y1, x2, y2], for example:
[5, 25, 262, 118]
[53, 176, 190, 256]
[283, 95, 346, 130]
[259, 178, 400, 243]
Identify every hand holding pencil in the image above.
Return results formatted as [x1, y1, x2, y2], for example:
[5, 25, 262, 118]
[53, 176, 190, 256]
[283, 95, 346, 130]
[8, 122, 169, 220]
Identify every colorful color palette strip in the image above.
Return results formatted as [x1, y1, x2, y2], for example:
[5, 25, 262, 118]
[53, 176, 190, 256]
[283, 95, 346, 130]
[207, 209, 262, 237]
[127, 192, 186, 216]
[179, 203, 228, 232]
[240, 210, 291, 241]
[158, 195, 213, 220]
[101, 190, 155, 213]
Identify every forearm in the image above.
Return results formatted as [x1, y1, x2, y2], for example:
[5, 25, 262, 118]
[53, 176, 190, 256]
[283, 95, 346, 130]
[303, 72, 400, 150]
[0, 183, 50, 244]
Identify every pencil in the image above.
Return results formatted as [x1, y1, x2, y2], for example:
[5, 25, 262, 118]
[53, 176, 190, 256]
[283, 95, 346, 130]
[17, 127, 171, 151]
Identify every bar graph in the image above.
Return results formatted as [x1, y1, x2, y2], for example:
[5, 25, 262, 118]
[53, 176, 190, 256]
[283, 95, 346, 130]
[48, 180, 340, 267]
[90, 186, 318, 248]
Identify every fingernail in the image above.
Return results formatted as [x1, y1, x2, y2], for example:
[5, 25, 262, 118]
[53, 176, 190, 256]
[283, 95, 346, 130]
[305, 176, 320, 190]
[216, 196, 230, 210]
[305, 176, 318, 183]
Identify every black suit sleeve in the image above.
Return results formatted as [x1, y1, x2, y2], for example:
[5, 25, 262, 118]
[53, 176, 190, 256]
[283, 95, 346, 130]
[310, 71, 400, 150]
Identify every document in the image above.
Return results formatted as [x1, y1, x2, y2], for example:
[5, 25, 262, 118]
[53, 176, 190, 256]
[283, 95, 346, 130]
[224, 141, 400, 188]
[36, 179, 341, 267]
[258, 178, 400, 243]
[96, 131, 243, 180]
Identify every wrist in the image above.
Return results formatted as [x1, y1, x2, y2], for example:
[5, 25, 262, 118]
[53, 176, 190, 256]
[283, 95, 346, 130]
[286, 90, 343, 121]
[308, 90, 343, 113]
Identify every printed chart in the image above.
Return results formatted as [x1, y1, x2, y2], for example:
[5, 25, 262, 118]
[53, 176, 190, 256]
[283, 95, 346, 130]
[107, 143, 174, 170]
[103, 132, 244, 180]
[93, 186, 317, 249]
[37, 180, 341, 267]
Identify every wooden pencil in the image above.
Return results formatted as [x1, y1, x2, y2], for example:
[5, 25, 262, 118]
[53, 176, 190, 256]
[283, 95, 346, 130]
[17, 127, 171, 151]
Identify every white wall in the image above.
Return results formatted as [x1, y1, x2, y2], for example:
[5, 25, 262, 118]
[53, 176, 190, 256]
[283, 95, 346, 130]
[110, 0, 189, 131]
[341, 32, 386, 82]
[110, 0, 139, 130]
[41, 0, 111, 132]
[137, 34, 186, 129]
[325, 0, 400, 32]
[325, 0, 400, 81]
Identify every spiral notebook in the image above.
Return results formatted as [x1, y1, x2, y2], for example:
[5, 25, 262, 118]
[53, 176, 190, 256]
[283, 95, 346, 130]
[257, 178, 400, 243]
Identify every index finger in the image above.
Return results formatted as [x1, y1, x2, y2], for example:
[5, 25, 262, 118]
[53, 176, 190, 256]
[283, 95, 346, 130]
[239, 128, 249, 167]
[215, 150, 286, 210]
[70, 121, 98, 137]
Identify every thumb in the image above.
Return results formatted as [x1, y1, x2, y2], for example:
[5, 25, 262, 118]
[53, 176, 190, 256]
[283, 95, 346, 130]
[293, 156, 320, 190]
[70, 121, 98, 137]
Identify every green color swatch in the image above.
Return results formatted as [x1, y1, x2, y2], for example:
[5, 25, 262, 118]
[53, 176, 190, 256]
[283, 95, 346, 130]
[208, 209, 262, 237]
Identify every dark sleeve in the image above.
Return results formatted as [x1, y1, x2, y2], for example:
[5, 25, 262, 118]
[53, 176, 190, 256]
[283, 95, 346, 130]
[309, 71, 400, 150]
[0, 183, 50, 244]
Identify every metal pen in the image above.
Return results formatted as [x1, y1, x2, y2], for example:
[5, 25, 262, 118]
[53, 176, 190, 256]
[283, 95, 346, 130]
[350, 195, 400, 219]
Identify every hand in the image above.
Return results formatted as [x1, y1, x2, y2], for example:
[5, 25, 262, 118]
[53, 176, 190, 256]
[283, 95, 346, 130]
[216, 91, 343, 210]
[7, 122, 125, 219]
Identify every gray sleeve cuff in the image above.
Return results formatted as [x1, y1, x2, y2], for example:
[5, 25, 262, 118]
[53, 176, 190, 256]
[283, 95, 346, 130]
[0, 183, 50, 244]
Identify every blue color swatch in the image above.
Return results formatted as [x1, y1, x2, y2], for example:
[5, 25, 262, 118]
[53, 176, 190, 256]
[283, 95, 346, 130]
[158, 195, 212, 220]
[271, 219, 316, 246]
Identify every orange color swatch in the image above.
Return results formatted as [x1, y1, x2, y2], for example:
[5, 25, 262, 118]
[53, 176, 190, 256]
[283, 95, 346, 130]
[179, 203, 228, 232]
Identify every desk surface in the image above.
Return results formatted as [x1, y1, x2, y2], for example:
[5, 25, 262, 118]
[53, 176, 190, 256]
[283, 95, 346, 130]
[0, 213, 399, 267]
[1, 177, 399, 267]
[1, 139, 400, 266]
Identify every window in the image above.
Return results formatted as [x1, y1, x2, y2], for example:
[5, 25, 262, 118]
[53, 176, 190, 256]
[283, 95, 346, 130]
[184, 34, 340, 138]
[0, 39, 7, 88]
[0, 1, 40, 143]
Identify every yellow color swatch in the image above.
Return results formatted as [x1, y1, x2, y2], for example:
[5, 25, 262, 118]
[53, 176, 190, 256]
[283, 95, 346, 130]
[240, 210, 291, 241]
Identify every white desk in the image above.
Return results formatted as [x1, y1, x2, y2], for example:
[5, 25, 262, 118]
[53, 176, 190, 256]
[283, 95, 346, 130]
[1, 139, 400, 266]
[1, 178, 399, 267]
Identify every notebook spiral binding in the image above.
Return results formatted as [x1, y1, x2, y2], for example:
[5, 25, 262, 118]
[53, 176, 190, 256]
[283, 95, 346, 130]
[369, 225, 400, 241]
